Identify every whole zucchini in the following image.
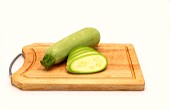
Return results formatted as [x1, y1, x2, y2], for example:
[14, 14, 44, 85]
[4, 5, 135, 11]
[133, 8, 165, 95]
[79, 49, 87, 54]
[40, 27, 100, 69]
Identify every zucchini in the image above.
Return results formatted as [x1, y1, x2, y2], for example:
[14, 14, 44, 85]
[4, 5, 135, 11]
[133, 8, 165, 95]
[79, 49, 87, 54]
[40, 27, 100, 69]
[67, 49, 97, 61]
[67, 46, 98, 64]
[66, 46, 107, 73]
[67, 51, 100, 65]
[68, 46, 95, 57]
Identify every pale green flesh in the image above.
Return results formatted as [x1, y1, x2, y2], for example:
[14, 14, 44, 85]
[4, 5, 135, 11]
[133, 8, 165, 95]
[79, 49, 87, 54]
[67, 55, 107, 73]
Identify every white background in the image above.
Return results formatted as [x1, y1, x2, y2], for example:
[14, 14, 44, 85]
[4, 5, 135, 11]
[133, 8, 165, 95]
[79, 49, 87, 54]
[0, 0, 170, 110]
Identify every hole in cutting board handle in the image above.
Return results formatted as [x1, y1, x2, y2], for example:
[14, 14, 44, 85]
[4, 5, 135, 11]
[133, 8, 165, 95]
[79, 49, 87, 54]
[9, 53, 24, 76]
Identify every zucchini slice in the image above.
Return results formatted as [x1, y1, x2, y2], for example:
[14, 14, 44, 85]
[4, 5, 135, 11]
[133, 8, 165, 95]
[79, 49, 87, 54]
[67, 49, 98, 61]
[66, 46, 107, 74]
[68, 46, 95, 57]
[66, 54, 107, 73]
[67, 51, 100, 65]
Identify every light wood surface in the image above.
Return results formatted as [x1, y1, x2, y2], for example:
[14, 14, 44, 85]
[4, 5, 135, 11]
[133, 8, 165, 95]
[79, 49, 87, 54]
[11, 43, 145, 90]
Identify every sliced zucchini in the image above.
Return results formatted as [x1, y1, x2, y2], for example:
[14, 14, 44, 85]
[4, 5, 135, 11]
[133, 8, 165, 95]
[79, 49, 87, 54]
[66, 46, 107, 74]
[66, 54, 107, 73]
[68, 46, 95, 57]
[67, 51, 100, 65]
[67, 49, 98, 61]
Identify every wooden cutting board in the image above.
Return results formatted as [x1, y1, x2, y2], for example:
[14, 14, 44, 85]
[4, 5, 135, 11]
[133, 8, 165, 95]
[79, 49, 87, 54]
[11, 43, 145, 91]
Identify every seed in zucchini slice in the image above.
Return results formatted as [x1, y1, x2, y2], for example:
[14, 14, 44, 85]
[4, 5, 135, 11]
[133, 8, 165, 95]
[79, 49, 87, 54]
[66, 54, 107, 74]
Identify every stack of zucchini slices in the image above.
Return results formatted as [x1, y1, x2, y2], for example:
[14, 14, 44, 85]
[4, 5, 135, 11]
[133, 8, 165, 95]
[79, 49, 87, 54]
[66, 46, 107, 74]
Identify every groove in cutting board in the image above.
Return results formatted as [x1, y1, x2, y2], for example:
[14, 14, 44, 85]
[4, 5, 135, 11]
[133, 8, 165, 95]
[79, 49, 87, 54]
[11, 43, 145, 90]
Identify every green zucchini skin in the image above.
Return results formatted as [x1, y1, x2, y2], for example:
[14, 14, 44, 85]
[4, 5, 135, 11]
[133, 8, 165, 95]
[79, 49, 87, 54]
[40, 27, 100, 69]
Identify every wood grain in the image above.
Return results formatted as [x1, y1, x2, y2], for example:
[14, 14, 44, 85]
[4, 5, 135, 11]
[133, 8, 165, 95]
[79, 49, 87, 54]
[11, 43, 145, 90]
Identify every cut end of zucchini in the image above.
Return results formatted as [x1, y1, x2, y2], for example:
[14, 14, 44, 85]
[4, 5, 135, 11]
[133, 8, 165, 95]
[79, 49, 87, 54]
[40, 54, 55, 69]
[67, 55, 107, 74]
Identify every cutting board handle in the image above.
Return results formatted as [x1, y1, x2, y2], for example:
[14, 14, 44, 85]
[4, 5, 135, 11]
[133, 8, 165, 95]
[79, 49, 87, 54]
[9, 53, 24, 76]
